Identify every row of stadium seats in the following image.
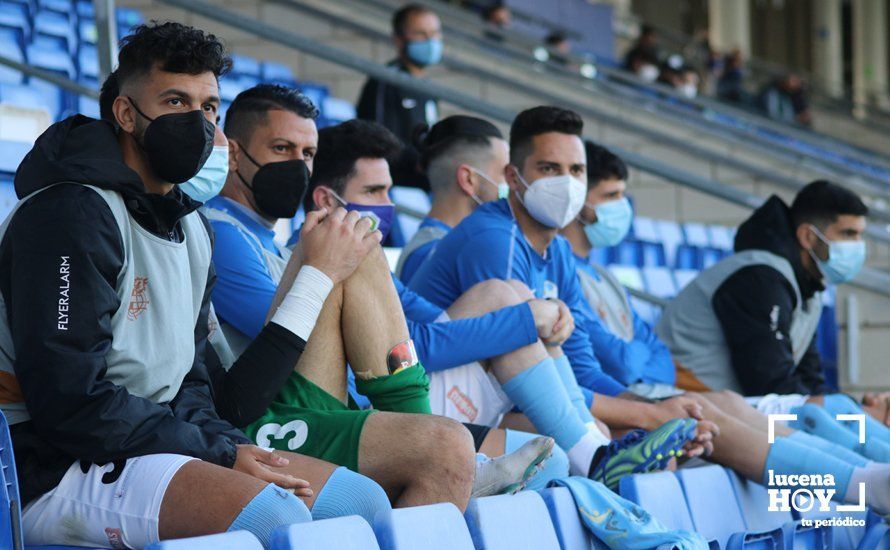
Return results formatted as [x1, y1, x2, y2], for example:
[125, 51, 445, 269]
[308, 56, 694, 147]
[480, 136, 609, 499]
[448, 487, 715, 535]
[0, 1, 357, 130]
[6, 398, 888, 550]
[621, 464, 890, 550]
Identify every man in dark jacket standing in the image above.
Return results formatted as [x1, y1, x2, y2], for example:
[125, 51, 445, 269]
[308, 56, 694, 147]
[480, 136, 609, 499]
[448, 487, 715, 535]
[0, 22, 389, 548]
[657, 181, 868, 398]
[356, 3, 441, 193]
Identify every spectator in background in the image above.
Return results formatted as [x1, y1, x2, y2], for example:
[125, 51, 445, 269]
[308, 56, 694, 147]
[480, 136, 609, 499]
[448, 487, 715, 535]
[623, 24, 660, 81]
[357, 4, 441, 196]
[544, 31, 571, 66]
[484, 3, 511, 30]
[717, 49, 747, 105]
[759, 73, 812, 126]
[658, 62, 700, 99]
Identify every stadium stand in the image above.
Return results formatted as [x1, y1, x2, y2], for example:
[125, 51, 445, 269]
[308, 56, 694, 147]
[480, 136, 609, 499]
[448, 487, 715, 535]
[0, 1, 889, 549]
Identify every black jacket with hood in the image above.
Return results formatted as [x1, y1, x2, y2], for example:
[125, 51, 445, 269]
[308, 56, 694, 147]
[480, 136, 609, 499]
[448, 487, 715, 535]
[1, 116, 305, 506]
[711, 195, 831, 396]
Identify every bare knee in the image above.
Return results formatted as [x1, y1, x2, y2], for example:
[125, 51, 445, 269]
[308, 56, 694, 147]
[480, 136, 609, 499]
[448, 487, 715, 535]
[419, 416, 476, 486]
[465, 279, 523, 310]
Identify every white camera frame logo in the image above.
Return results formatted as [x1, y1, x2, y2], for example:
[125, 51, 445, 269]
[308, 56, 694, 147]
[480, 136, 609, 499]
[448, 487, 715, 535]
[767, 413, 866, 513]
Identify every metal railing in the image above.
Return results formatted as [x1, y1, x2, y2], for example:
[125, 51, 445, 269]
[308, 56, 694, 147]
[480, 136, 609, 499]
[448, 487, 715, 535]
[362, 0, 890, 183]
[156, 0, 890, 299]
[266, 0, 890, 239]
[0, 56, 99, 99]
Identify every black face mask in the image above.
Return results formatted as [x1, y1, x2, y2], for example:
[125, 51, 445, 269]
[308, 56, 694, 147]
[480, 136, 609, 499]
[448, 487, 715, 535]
[128, 97, 215, 184]
[236, 147, 309, 219]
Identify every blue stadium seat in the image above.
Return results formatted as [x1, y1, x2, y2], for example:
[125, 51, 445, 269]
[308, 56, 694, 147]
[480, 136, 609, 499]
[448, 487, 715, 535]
[28, 78, 67, 120]
[673, 268, 699, 292]
[642, 266, 678, 299]
[656, 219, 685, 267]
[262, 60, 297, 86]
[0, 410, 22, 550]
[620, 471, 697, 532]
[683, 222, 711, 248]
[27, 42, 76, 80]
[674, 244, 701, 270]
[74, 0, 92, 17]
[37, 0, 71, 15]
[77, 17, 96, 44]
[700, 247, 724, 269]
[116, 7, 144, 37]
[640, 241, 667, 267]
[676, 465, 783, 549]
[0, 139, 31, 174]
[0, 33, 25, 84]
[273, 515, 379, 550]
[390, 185, 430, 242]
[77, 44, 98, 81]
[0, 2, 30, 47]
[464, 492, 560, 550]
[633, 215, 660, 243]
[33, 10, 76, 54]
[611, 239, 642, 267]
[219, 74, 254, 102]
[374, 503, 473, 550]
[321, 96, 355, 126]
[709, 224, 735, 252]
[297, 81, 328, 116]
[78, 94, 98, 118]
[725, 469, 833, 550]
[144, 531, 263, 549]
[540, 486, 608, 550]
[230, 53, 262, 79]
[0, 81, 58, 119]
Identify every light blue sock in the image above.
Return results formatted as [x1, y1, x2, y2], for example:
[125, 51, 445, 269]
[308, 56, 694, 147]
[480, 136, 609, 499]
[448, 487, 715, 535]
[311, 467, 391, 524]
[789, 430, 869, 467]
[502, 357, 589, 451]
[227, 484, 312, 548]
[551, 354, 596, 423]
[504, 429, 570, 491]
[764, 437, 853, 500]
[791, 404, 890, 463]
[822, 393, 890, 444]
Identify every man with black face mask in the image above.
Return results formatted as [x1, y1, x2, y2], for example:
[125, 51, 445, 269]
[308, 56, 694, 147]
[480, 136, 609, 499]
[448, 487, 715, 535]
[206, 84, 554, 511]
[0, 23, 399, 548]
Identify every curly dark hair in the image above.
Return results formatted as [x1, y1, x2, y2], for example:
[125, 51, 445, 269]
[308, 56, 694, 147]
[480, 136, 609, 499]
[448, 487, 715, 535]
[305, 119, 402, 211]
[116, 22, 232, 89]
[510, 106, 583, 166]
[224, 84, 319, 146]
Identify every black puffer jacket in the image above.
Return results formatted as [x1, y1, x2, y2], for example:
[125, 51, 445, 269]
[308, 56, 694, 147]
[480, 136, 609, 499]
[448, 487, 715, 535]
[710, 195, 830, 396]
[1, 116, 305, 506]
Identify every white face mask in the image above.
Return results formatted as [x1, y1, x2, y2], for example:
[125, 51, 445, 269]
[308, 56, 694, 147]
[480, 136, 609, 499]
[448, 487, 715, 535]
[639, 64, 659, 82]
[679, 83, 698, 98]
[515, 169, 586, 229]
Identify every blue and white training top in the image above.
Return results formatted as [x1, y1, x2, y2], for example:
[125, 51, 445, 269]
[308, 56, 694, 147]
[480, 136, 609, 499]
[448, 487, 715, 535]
[574, 255, 676, 386]
[408, 199, 627, 396]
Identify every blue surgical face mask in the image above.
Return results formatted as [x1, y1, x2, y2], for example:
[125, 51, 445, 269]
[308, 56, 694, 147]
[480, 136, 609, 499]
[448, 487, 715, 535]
[180, 145, 229, 203]
[581, 197, 633, 248]
[468, 167, 509, 205]
[405, 38, 443, 67]
[329, 189, 396, 241]
[807, 225, 866, 284]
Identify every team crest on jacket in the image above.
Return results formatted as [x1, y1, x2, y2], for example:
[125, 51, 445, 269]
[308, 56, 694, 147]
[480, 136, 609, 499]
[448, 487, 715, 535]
[127, 276, 150, 321]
